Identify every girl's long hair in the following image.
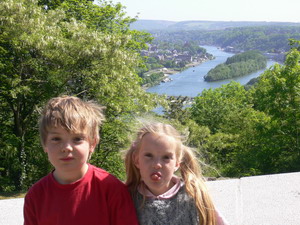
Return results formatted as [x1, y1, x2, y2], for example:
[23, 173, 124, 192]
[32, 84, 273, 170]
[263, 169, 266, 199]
[124, 122, 216, 225]
[180, 145, 216, 225]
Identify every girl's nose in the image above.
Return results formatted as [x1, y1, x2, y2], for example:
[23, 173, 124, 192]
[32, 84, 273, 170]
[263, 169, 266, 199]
[153, 160, 162, 169]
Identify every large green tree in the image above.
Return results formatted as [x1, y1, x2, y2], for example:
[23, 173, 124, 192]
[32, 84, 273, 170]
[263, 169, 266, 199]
[191, 82, 251, 133]
[251, 39, 300, 172]
[0, 0, 157, 191]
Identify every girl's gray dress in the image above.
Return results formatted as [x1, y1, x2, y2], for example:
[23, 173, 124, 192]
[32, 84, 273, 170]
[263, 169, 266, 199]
[133, 185, 199, 225]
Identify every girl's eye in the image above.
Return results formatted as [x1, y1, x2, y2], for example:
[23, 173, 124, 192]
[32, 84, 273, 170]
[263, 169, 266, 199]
[163, 155, 171, 160]
[144, 153, 152, 158]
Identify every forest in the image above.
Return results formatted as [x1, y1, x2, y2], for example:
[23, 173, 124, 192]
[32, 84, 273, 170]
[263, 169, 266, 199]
[151, 26, 300, 53]
[1, 0, 300, 193]
[204, 50, 267, 81]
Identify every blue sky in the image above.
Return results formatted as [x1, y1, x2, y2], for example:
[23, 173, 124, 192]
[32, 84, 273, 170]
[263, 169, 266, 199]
[109, 0, 300, 23]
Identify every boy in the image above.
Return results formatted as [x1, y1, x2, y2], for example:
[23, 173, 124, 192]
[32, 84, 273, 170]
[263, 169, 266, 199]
[23, 96, 139, 225]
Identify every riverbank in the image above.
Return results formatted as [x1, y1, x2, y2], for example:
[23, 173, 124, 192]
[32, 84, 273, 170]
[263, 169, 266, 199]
[145, 58, 210, 76]
[146, 46, 277, 97]
[142, 59, 209, 89]
[163, 59, 210, 75]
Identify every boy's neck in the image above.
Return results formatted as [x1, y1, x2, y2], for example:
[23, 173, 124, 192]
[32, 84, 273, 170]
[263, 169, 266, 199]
[53, 163, 89, 184]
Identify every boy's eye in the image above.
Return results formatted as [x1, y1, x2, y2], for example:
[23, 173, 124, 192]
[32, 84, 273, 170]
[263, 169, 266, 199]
[51, 137, 61, 142]
[74, 137, 84, 142]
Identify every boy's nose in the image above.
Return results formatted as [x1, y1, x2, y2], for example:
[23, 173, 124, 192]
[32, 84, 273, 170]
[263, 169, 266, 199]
[61, 142, 73, 152]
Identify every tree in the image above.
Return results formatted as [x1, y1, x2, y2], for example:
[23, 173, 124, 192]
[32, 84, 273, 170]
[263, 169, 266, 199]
[38, 0, 153, 51]
[191, 82, 250, 133]
[163, 96, 191, 122]
[0, 0, 157, 191]
[190, 81, 275, 176]
[251, 39, 300, 172]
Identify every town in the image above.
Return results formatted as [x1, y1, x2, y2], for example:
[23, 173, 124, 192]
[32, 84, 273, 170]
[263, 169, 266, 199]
[138, 42, 215, 87]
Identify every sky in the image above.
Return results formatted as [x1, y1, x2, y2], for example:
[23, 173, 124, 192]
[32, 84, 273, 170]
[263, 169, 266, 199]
[109, 0, 300, 23]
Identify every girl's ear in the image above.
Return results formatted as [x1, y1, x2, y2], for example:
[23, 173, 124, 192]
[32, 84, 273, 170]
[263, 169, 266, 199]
[133, 152, 140, 169]
[175, 161, 180, 172]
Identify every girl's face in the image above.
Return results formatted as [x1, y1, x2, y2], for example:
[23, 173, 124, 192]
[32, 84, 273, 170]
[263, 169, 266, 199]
[134, 133, 180, 196]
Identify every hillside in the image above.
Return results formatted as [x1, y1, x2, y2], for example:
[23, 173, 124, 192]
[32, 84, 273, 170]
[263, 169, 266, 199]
[130, 19, 300, 31]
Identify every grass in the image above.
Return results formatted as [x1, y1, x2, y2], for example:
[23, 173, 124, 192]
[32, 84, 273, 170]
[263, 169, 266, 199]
[0, 191, 26, 200]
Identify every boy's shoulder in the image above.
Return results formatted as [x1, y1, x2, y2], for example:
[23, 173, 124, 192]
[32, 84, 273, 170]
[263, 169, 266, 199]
[25, 164, 126, 197]
[89, 164, 125, 187]
[25, 172, 52, 198]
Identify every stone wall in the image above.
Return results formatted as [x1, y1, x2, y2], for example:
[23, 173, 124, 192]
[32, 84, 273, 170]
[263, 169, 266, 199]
[1, 172, 299, 225]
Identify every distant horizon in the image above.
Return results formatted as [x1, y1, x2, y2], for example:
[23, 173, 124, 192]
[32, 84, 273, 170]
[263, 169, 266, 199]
[108, 0, 300, 23]
[134, 19, 300, 24]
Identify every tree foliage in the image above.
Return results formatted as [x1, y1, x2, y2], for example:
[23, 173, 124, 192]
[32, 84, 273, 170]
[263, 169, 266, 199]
[190, 40, 300, 177]
[205, 51, 267, 81]
[0, 0, 158, 191]
[250, 39, 300, 172]
[191, 82, 250, 133]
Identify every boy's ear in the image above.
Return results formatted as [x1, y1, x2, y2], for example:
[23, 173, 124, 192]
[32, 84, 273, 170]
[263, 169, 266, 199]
[89, 138, 98, 152]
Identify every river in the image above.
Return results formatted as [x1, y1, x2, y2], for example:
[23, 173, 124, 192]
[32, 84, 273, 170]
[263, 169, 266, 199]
[147, 45, 278, 97]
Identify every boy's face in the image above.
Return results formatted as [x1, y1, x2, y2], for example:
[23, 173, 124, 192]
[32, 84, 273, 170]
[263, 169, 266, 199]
[44, 126, 96, 184]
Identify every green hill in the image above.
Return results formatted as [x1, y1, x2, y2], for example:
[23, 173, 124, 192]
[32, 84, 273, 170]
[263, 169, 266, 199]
[130, 19, 300, 31]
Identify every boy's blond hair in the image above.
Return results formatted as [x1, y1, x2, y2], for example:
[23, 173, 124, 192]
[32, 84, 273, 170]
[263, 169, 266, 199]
[39, 95, 105, 146]
[125, 122, 216, 225]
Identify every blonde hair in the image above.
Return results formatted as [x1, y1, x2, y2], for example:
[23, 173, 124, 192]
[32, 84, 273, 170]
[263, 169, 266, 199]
[39, 95, 105, 146]
[125, 122, 216, 225]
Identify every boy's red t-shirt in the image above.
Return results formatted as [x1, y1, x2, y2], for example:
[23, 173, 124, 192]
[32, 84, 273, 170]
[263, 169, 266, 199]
[24, 164, 139, 225]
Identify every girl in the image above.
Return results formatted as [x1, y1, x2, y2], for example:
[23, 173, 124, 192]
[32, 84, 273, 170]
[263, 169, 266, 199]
[125, 122, 228, 225]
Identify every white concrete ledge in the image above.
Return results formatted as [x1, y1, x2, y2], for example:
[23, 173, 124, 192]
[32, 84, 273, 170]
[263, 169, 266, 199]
[207, 172, 300, 225]
[0, 198, 24, 225]
[1, 172, 299, 225]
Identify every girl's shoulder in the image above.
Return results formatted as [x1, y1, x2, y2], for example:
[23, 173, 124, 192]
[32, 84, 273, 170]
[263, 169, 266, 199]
[133, 184, 192, 204]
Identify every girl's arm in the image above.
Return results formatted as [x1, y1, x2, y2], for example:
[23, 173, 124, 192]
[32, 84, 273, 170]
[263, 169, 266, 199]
[215, 209, 230, 225]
